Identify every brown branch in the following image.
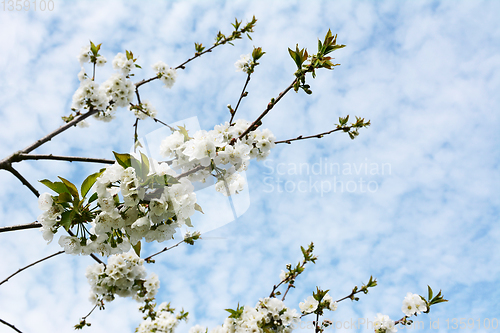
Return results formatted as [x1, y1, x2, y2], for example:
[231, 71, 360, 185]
[144, 239, 185, 262]
[135, 42, 218, 89]
[275, 126, 351, 144]
[176, 165, 207, 180]
[229, 72, 252, 125]
[3, 165, 40, 197]
[0, 108, 99, 195]
[17, 108, 98, 156]
[0, 221, 42, 233]
[12, 154, 114, 164]
[136, 23, 255, 89]
[0, 318, 23, 333]
[0, 251, 64, 286]
[237, 78, 298, 142]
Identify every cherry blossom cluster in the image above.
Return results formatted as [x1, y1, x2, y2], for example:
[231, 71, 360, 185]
[160, 119, 275, 196]
[136, 302, 188, 333]
[70, 44, 178, 125]
[112, 52, 136, 75]
[205, 297, 300, 333]
[85, 251, 159, 304]
[38, 157, 197, 256]
[298, 294, 337, 314]
[73, 48, 136, 121]
[129, 100, 158, 120]
[153, 61, 177, 88]
[373, 313, 397, 333]
[401, 292, 427, 317]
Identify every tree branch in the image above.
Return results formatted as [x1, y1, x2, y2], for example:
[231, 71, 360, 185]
[0, 221, 42, 233]
[237, 78, 298, 142]
[12, 154, 114, 164]
[0, 318, 23, 333]
[135, 22, 255, 88]
[3, 165, 40, 197]
[229, 72, 252, 125]
[275, 126, 351, 144]
[0, 251, 64, 286]
[144, 239, 185, 262]
[18, 108, 98, 156]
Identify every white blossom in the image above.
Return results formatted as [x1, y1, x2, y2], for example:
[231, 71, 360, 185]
[153, 61, 177, 88]
[299, 296, 319, 314]
[374, 313, 397, 333]
[235, 54, 251, 73]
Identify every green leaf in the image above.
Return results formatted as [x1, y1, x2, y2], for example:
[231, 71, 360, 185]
[164, 174, 179, 185]
[132, 241, 141, 256]
[81, 169, 105, 198]
[140, 152, 150, 179]
[288, 47, 301, 69]
[428, 286, 433, 300]
[57, 192, 72, 204]
[113, 151, 132, 169]
[39, 179, 70, 194]
[60, 210, 73, 231]
[89, 41, 101, 56]
[185, 217, 193, 228]
[88, 192, 98, 204]
[135, 64, 142, 69]
[194, 203, 204, 214]
[177, 126, 191, 141]
[58, 176, 79, 199]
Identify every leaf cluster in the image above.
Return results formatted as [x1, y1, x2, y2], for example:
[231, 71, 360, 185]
[424, 286, 448, 313]
[215, 16, 257, 46]
[39, 169, 105, 232]
[288, 29, 346, 94]
[336, 115, 371, 140]
[347, 275, 377, 301]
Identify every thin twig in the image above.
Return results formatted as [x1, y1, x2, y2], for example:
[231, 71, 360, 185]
[229, 73, 252, 125]
[144, 239, 185, 262]
[237, 78, 298, 142]
[275, 126, 351, 144]
[82, 304, 99, 321]
[281, 283, 294, 301]
[0, 318, 23, 333]
[133, 118, 140, 149]
[136, 24, 253, 89]
[16, 108, 98, 156]
[0, 221, 42, 233]
[13, 154, 114, 164]
[176, 165, 207, 180]
[152, 116, 174, 131]
[3, 165, 40, 197]
[0, 251, 64, 286]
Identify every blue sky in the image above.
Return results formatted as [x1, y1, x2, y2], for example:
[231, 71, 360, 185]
[1, 1, 499, 332]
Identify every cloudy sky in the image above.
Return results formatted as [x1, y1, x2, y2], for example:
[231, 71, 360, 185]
[1, 0, 499, 332]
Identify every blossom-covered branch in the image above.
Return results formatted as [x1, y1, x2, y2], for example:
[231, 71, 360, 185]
[135, 16, 258, 89]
